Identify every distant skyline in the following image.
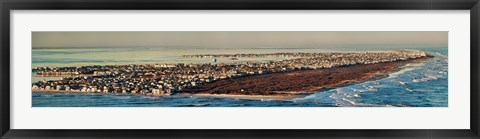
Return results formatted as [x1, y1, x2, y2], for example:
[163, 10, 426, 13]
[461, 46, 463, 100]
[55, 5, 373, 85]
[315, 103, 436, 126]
[32, 31, 448, 49]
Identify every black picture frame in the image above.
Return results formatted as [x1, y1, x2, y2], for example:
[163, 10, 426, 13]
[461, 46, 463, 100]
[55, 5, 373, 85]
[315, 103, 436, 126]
[1, 0, 479, 139]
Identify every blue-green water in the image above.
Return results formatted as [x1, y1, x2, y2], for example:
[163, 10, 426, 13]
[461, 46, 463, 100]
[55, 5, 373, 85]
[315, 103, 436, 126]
[32, 48, 448, 107]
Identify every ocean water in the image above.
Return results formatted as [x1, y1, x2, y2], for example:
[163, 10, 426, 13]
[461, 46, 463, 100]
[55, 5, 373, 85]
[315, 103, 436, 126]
[32, 48, 347, 68]
[32, 47, 448, 107]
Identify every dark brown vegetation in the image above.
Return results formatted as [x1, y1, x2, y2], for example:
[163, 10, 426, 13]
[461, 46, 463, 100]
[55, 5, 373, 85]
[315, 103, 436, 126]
[179, 57, 430, 96]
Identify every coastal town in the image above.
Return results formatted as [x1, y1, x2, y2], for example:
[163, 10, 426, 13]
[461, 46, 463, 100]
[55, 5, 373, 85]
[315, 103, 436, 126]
[32, 50, 428, 96]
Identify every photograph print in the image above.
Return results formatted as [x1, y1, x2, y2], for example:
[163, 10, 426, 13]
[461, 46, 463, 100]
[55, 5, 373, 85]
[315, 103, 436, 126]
[31, 31, 448, 107]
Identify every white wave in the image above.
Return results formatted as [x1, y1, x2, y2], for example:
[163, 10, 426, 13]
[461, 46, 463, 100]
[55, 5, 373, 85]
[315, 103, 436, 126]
[353, 88, 368, 93]
[413, 75, 439, 82]
[260, 99, 273, 101]
[331, 88, 362, 107]
[329, 93, 338, 99]
[412, 89, 436, 92]
[413, 79, 426, 82]
[388, 66, 421, 78]
[361, 84, 378, 91]
[341, 98, 357, 105]
[115, 96, 132, 99]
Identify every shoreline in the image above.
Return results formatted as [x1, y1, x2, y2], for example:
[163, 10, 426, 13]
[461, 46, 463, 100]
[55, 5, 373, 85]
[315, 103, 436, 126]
[187, 93, 303, 100]
[32, 90, 303, 100]
[31, 90, 172, 97]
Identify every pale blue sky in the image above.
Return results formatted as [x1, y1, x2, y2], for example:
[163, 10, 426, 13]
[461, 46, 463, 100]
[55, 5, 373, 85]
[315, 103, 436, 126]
[32, 31, 447, 49]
